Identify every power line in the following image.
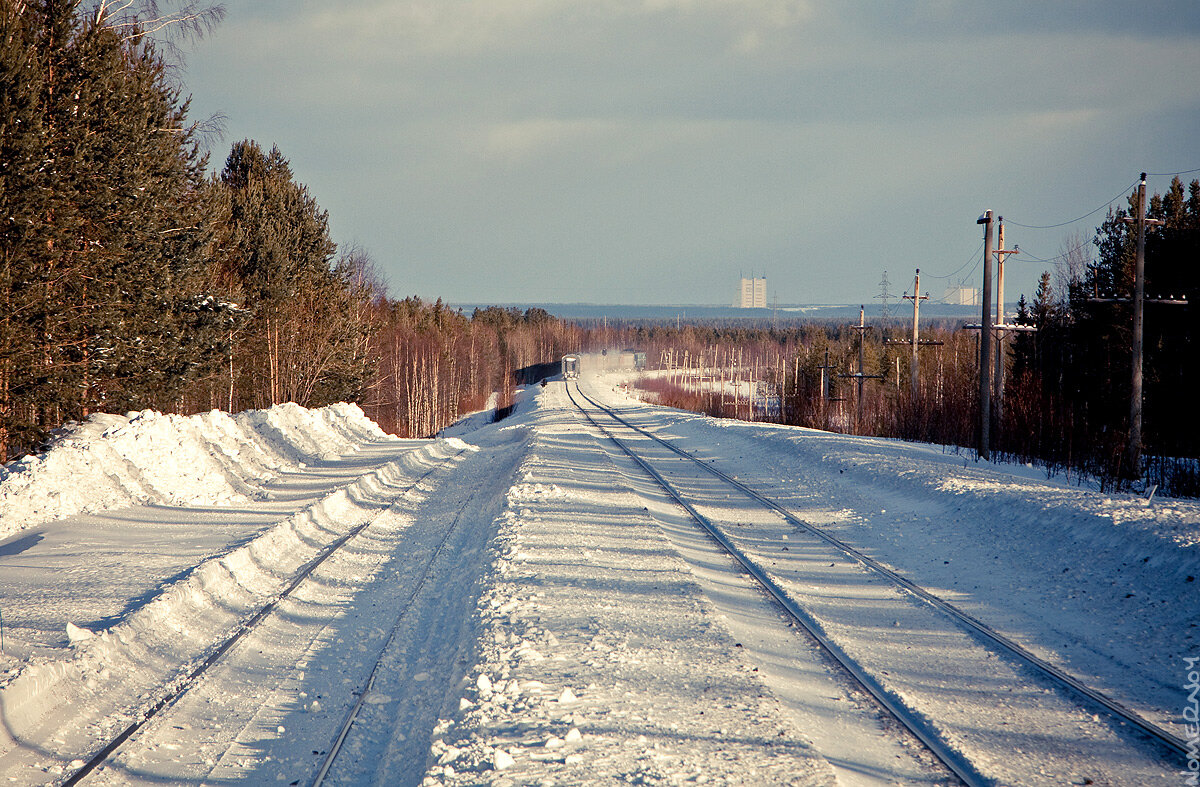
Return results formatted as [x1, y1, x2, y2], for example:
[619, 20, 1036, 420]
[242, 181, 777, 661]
[921, 240, 983, 281]
[1004, 168, 1200, 231]
[1004, 178, 1139, 229]
[1146, 166, 1200, 177]
[1015, 249, 1068, 265]
[1015, 235, 1094, 265]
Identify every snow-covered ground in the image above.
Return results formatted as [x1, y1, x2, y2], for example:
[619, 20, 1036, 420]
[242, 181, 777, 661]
[0, 369, 1195, 785]
[0, 402, 392, 542]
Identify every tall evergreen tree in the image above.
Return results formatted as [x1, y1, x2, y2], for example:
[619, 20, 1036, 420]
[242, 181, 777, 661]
[42, 4, 225, 415]
[0, 0, 228, 458]
[0, 0, 48, 457]
[1142, 177, 1200, 458]
[217, 140, 365, 408]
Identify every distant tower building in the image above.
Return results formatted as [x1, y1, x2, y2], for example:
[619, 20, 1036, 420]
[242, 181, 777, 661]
[737, 276, 767, 308]
[943, 285, 980, 306]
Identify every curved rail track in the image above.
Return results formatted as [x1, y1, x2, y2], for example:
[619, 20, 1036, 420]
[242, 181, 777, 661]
[565, 380, 1186, 784]
[61, 449, 467, 786]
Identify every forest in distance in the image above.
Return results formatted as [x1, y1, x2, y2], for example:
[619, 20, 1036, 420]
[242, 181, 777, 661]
[1, 1, 1197, 496]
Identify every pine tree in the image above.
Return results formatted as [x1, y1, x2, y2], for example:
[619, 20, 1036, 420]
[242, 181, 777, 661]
[0, 0, 228, 458]
[0, 1, 48, 457]
[217, 140, 355, 407]
[42, 6, 225, 415]
[1009, 293, 1032, 380]
[1141, 177, 1199, 458]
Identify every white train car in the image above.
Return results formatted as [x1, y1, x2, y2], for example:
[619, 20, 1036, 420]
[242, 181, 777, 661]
[587, 349, 646, 372]
[561, 354, 581, 380]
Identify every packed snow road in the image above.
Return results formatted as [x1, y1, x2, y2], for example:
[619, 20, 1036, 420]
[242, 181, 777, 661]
[0, 367, 1195, 785]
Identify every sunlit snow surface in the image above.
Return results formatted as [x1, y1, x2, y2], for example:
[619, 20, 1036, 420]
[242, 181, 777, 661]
[0, 376, 1194, 785]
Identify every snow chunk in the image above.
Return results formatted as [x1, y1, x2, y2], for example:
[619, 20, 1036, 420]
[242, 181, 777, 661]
[439, 437, 479, 453]
[493, 748, 516, 770]
[66, 622, 94, 643]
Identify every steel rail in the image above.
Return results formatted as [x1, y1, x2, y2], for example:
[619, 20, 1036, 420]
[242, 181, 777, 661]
[61, 450, 466, 786]
[571, 382, 1190, 761]
[311, 491, 482, 786]
[565, 382, 986, 786]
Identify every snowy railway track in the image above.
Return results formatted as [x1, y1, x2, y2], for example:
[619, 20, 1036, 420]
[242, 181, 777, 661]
[311, 485, 484, 786]
[566, 380, 1185, 784]
[59, 449, 469, 786]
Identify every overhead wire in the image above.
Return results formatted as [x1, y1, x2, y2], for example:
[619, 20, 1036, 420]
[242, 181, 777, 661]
[1003, 178, 1139, 229]
[907, 168, 1196, 297]
[1005, 167, 1200, 230]
[1013, 235, 1095, 266]
[1146, 166, 1200, 177]
[922, 239, 984, 281]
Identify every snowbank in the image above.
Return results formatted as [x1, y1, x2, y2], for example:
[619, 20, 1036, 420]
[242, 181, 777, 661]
[0, 437, 468, 771]
[0, 402, 391, 540]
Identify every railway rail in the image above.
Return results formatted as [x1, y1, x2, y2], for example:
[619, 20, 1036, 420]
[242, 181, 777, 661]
[565, 379, 1186, 784]
[60, 449, 468, 786]
[53, 380, 1184, 785]
[311, 490, 481, 786]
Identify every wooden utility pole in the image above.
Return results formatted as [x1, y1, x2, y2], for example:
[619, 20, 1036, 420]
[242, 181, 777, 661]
[977, 210, 994, 460]
[817, 347, 835, 409]
[854, 306, 869, 428]
[1120, 173, 1165, 478]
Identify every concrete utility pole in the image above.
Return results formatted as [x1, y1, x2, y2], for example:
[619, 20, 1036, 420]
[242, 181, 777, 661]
[885, 271, 942, 401]
[993, 218, 1020, 419]
[905, 269, 928, 397]
[977, 210, 994, 460]
[840, 307, 883, 434]
[1120, 173, 1165, 478]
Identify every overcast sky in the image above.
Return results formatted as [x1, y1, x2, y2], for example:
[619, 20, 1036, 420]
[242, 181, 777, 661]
[181, 1, 1200, 307]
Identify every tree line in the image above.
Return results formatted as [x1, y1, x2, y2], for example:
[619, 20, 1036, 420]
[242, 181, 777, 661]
[1004, 177, 1199, 491]
[0, 1, 579, 460]
[5, 3, 1195, 495]
[623, 181, 1199, 495]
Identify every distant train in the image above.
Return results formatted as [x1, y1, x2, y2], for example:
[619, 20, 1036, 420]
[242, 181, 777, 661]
[561, 354, 580, 380]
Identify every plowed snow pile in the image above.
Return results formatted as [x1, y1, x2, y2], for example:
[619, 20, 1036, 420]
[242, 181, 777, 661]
[0, 402, 389, 540]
